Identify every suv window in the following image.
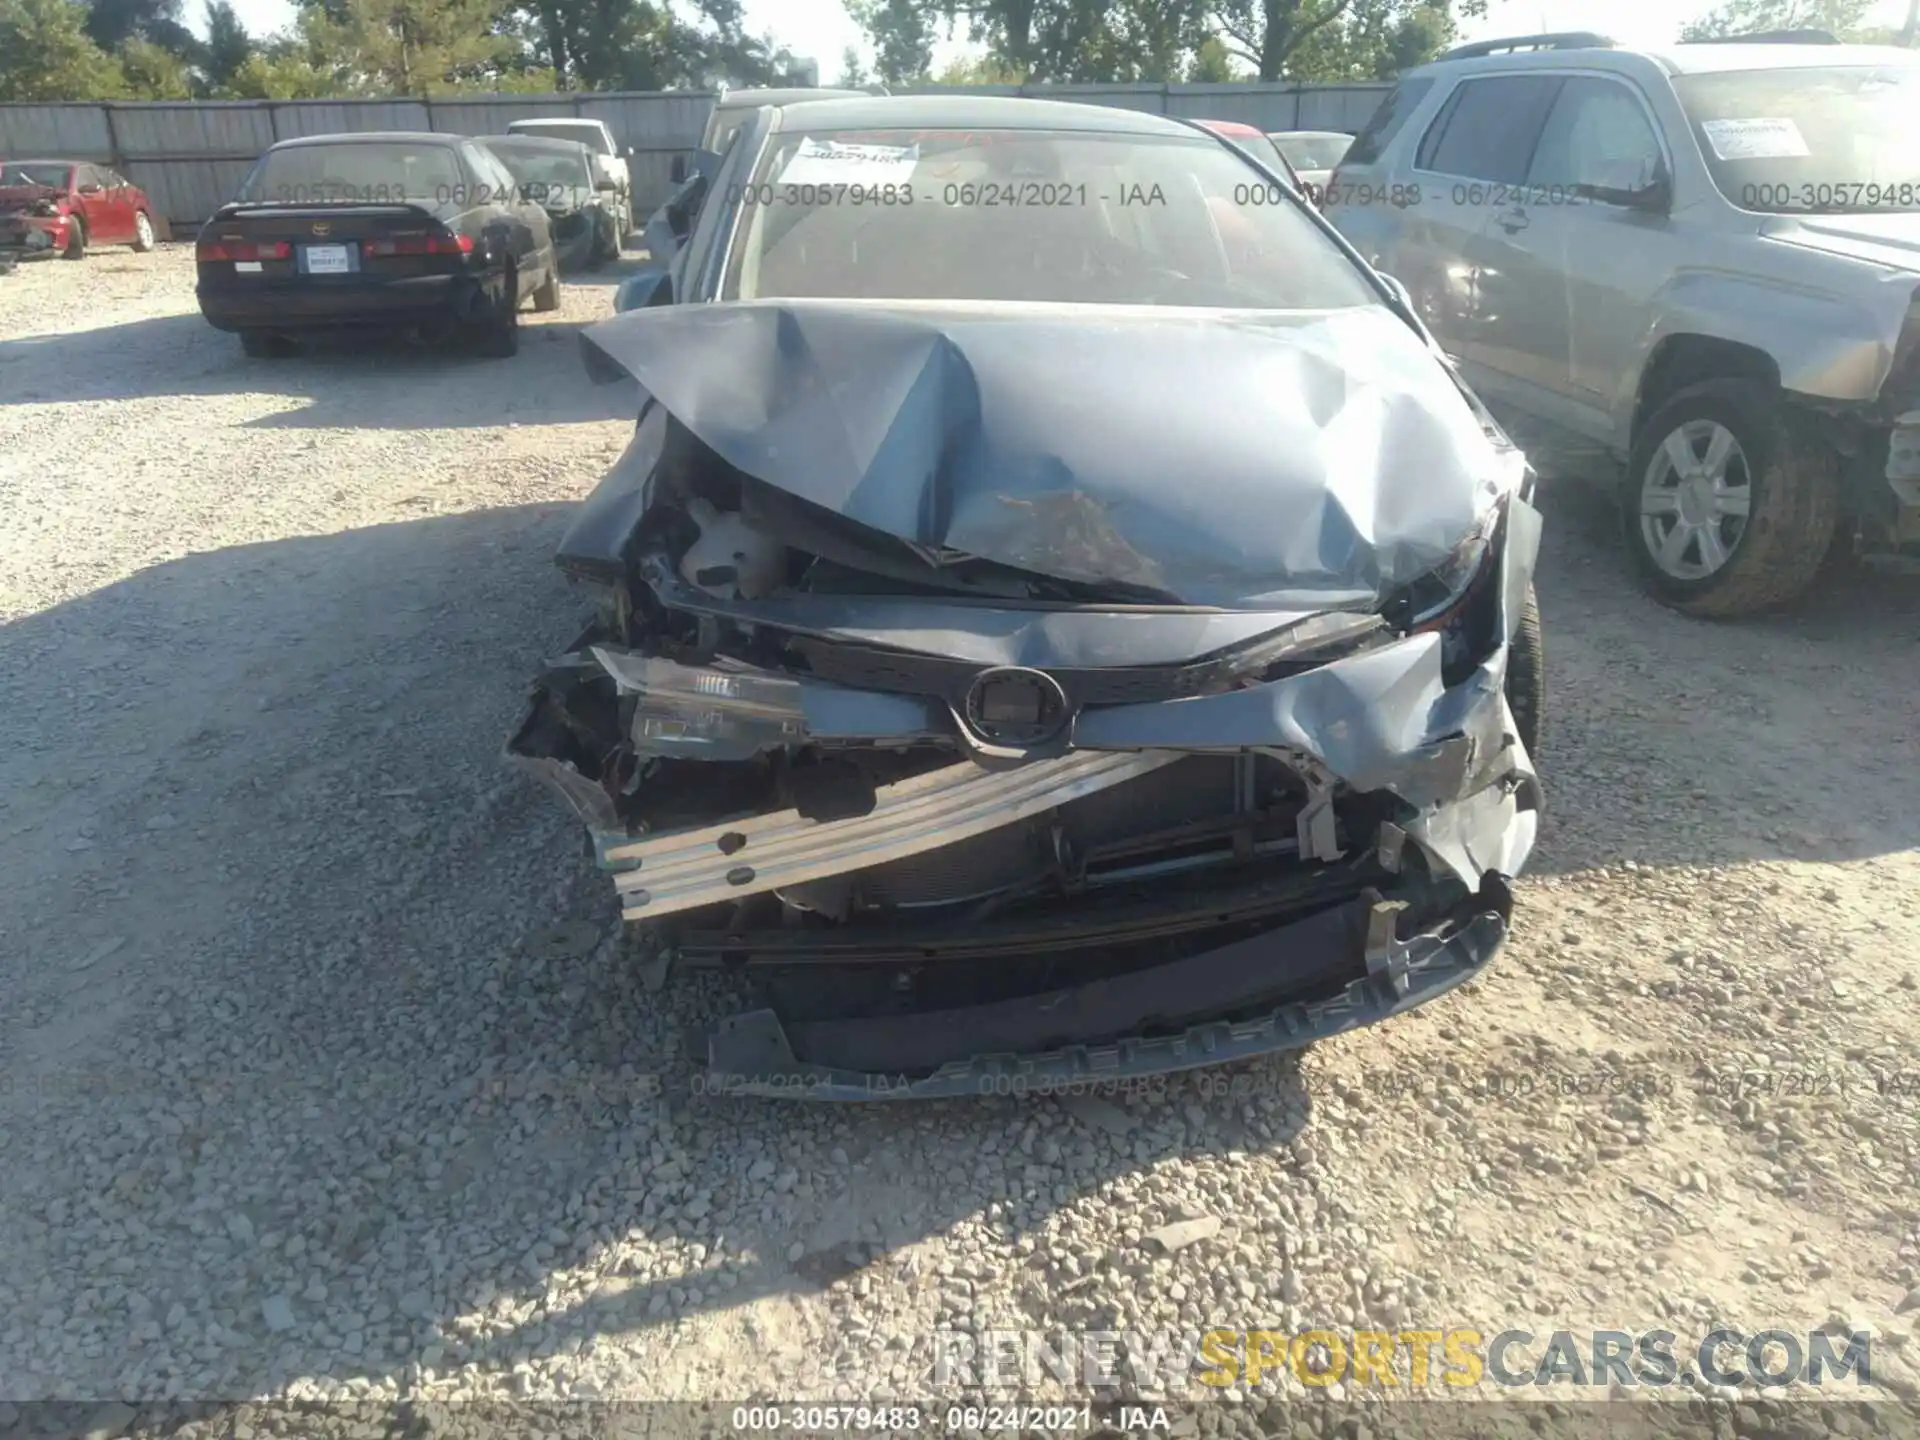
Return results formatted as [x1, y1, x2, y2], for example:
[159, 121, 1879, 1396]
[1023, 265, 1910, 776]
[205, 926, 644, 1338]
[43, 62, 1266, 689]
[1415, 75, 1563, 181]
[1527, 76, 1664, 192]
[1342, 78, 1435, 166]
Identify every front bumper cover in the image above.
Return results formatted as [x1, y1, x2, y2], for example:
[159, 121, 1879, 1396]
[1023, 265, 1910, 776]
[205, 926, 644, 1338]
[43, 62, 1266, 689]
[703, 878, 1512, 1099]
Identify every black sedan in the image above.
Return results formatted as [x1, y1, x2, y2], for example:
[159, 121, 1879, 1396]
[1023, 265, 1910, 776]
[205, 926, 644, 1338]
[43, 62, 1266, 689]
[473, 134, 620, 272]
[195, 132, 561, 359]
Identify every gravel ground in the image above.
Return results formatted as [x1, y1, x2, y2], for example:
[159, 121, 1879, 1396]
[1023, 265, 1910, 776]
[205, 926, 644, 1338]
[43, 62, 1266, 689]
[3, 245, 1920, 1436]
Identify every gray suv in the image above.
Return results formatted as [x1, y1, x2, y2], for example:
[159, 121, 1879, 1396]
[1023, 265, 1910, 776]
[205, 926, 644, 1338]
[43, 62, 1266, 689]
[1326, 31, 1920, 616]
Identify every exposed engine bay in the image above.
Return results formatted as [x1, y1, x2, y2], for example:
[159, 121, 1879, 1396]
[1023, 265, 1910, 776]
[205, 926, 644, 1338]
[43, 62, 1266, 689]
[507, 298, 1545, 1098]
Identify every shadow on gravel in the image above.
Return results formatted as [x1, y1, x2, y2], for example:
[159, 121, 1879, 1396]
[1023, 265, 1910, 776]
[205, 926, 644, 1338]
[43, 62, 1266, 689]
[0, 312, 625, 430]
[1523, 477, 1920, 877]
[0, 502, 1316, 1406]
[9, 472, 1920, 1406]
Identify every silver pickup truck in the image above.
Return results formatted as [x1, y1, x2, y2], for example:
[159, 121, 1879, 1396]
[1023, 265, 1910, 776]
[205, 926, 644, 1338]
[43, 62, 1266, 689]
[1325, 31, 1920, 617]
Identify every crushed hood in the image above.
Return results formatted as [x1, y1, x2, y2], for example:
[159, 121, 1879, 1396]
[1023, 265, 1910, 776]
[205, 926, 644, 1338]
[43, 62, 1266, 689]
[580, 299, 1516, 610]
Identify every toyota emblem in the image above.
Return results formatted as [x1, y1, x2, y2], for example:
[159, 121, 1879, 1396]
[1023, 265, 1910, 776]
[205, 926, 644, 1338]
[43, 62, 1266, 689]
[962, 667, 1071, 748]
[310, 221, 331, 236]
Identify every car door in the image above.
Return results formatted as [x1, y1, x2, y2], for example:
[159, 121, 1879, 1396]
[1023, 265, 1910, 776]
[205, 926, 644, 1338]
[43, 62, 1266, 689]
[104, 168, 138, 240]
[1473, 73, 1675, 460]
[1404, 73, 1565, 393]
[73, 165, 119, 242]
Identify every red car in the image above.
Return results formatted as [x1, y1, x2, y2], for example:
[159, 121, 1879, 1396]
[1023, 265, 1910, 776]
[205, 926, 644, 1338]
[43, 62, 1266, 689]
[1189, 119, 1317, 206]
[0, 160, 165, 261]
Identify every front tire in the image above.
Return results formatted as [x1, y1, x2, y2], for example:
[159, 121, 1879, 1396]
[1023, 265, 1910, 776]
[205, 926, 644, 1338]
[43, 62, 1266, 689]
[1622, 379, 1839, 618]
[132, 210, 156, 252]
[532, 263, 561, 313]
[62, 216, 86, 259]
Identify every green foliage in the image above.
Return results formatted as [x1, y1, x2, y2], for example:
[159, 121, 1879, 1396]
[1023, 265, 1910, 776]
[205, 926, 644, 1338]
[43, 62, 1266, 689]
[0, 0, 128, 98]
[119, 32, 194, 92]
[850, 0, 1467, 85]
[1678, 0, 1872, 39]
[847, 0, 935, 83]
[201, 0, 251, 88]
[1186, 32, 1239, 78]
[835, 44, 869, 84]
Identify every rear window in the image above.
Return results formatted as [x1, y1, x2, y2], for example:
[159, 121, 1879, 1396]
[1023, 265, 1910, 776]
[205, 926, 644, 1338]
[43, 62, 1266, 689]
[237, 142, 464, 204]
[512, 121, 611, 155]
[1340, 79, 1435, 166]
[1415, 75, 1564, 182]
[1, 163, 72, 188]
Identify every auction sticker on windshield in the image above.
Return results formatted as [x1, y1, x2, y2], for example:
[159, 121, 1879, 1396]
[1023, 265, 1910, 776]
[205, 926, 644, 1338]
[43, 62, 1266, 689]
[778, 138, 920, 186]
[1700, 117, 1811, 161]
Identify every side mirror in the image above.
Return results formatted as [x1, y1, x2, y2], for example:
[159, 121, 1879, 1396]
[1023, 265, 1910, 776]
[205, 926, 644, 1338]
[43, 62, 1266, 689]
[669, 155, 688, 184]
[1576, 166, 1671, 214]
[614, 265, 673, 313]
[595, 177, 619, 192]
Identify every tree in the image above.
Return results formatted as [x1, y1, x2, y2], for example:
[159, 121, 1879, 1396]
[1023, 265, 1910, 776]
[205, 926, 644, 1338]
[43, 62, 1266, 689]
[201, 0, 252, 88]
[847, 0, 934, 83]
[322, 0, 516, 95]
[933, 51, 1024, 80]
[1679, 0, 1871, 38]
[0, 0, 128, 98]
[834, 43, 868, 84]
[1185, 32, 1238, 77]
[1206, 0, 1470, 80]
[120, 32, 194, 91]
[1284, 0, 1454, 79]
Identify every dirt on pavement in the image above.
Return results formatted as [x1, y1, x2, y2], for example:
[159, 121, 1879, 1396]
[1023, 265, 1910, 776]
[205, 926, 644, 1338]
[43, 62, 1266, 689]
[2, 246, 1918, 1434]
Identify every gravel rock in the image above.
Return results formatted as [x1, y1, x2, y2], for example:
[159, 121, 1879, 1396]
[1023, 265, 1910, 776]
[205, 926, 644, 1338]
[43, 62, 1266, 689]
[2, 243, 1918, 1413]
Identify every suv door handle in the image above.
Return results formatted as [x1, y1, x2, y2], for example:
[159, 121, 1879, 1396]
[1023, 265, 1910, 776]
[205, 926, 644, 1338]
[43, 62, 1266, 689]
[1497, 206, 1530, 235]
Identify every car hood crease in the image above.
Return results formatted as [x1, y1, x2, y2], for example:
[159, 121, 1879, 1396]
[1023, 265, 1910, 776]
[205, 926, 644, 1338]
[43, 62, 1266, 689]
[580, 298, 1511, 609]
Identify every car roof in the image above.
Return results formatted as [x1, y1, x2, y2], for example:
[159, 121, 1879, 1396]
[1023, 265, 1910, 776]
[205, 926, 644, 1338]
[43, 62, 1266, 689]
[477, 133, 591, 152]
[507, 116, 604, 127]
[1192, 118, 1263, 137]
[1267, 130, 1351, 140]
[268, 131, 460, 150]
[767, 94, 1200, 136]
[716, 86, 871, 110]
[5, 158, 80, 165]
[1415, 35, 1920, 78]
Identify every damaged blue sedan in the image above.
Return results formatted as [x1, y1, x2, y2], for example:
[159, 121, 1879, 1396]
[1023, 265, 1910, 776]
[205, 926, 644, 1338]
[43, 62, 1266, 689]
[506, 96, 1545, 1099]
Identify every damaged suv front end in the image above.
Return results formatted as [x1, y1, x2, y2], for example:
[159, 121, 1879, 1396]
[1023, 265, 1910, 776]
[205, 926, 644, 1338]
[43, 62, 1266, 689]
[506, 99, 1544, 1098]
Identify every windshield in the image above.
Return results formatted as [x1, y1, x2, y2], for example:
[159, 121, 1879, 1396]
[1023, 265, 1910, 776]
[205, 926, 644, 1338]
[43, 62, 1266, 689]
[723, 128, 1379, 309]
[703, 107, 757, 155]
[1, 163, 72, 189]
[511, 122, 608, 154]
[486, 144, 591, 194]
[236, 142, 463, 204]
[1273, 134, 1350, 171]
[1673, 65, 1920, 213]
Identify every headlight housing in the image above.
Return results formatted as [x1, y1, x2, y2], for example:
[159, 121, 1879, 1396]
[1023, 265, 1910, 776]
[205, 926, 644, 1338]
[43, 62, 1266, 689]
[1406, 512, 1498, 629]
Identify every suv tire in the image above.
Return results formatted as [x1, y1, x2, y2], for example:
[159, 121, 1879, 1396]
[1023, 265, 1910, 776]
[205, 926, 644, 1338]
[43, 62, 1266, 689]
[1621, 379, 1838, 618]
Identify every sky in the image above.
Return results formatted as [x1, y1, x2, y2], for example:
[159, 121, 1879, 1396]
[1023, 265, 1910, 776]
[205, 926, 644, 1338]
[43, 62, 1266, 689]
[204, 0, 1917, 72]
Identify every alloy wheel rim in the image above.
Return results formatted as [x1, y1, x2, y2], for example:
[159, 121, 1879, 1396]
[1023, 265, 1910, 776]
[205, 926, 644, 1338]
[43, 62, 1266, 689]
[136, 212, 153, 244]
[1638, 419, 1752, 580]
